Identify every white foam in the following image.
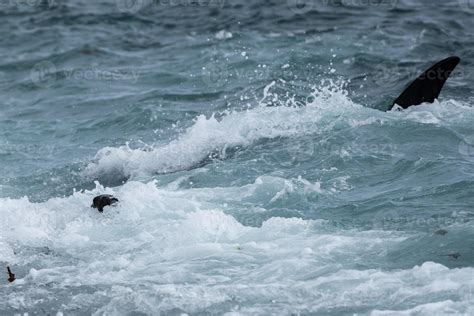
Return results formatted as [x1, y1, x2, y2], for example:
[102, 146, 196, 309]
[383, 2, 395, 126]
[83, 81, 382, 179]
[4, 82, 474, 313]
[215, 30, 233, 40]
[1, 180, 473, 314]
[83, 82, 474, 181]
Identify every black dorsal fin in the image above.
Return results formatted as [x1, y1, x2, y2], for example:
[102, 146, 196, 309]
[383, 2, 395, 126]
[389, 56, 460, 111]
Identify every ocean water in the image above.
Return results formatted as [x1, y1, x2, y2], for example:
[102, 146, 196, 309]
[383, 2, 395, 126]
[1, 0, 474, 314]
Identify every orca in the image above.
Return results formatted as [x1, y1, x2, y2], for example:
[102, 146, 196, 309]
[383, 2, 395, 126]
[388, 56, 460, 111]
[91, 194, 119, 213]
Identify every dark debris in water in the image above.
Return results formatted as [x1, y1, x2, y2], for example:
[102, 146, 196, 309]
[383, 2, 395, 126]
[434, 229, 448, 236]
[6, 266, 15, 283]
[440, 253, 461, 260]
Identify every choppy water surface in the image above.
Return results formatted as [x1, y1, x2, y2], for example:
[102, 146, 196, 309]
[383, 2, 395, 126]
[1, 0, 474, 314]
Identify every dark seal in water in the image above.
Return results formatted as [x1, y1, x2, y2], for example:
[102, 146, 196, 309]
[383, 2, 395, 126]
[91, 194, 119, 213]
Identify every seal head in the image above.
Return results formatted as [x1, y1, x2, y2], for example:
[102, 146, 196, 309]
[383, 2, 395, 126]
[91, 194, 119, 213]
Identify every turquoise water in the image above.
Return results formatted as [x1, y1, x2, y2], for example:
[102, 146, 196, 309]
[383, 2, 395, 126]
[1, 0, 474, 314]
